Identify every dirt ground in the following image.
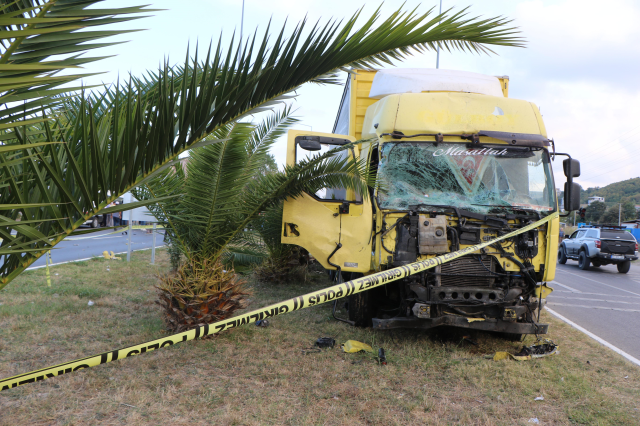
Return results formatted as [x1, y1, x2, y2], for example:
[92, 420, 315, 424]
[1, 250, 639, 425]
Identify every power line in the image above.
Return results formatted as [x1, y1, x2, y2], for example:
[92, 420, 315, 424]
[580, 134, 640, 164]
[583, 126, 640, 163]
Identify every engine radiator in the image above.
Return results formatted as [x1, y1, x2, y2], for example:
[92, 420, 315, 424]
[435, 255, 495, 287]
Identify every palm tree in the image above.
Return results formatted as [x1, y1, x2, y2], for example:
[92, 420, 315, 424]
[251, 201, 308, 282]
[135, 107, 373, 330]
[0, 4, 524, 290]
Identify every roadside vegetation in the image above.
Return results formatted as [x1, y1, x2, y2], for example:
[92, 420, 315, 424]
[133, 107, 369, 331]
[1, 251, 639, 425]
[580, 177, 640, 207]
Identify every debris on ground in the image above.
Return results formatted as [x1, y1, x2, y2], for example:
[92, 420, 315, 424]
[102, 251, 121, 260]
[87, 300, 95, 306]
[462, 335, 478, 346]
[489, 338, 557, 361]
[255, 319, 269, 327]
[534, 396, 544, 401]
[528, 418, 540, 424]
[377, 348, 387, 365]
[342, 340, 373, 353]
[315, 337, 335, 348]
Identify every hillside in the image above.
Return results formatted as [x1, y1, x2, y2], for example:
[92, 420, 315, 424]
[580, 177, 640, 206]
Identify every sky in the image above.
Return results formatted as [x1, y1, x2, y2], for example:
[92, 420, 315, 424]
[77, 0, 640, 190]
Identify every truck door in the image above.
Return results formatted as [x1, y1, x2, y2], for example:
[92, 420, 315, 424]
[281, 130, 373, 274]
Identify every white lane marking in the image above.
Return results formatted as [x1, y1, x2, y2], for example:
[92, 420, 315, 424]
[66, 236, 123, 241]
[25, 245, 165, 270]
[547, 302, 640, 313]
[549, 296, 639, 305]
[552, 290, 640, 300]
[556, 269, 640, 297]
[550, 280, 582, 293]
[546, 308, 640, 367]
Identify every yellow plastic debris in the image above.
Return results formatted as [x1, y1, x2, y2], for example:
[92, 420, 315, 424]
[342, 340, 374, 353]
[102, 251, 121, 260]
[493, 351, 511, 361]
[467, 318, 485, 323]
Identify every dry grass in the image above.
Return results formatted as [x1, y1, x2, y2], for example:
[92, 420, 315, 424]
[1, 251, 639, 425]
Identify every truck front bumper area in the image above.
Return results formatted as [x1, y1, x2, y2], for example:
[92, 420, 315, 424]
[372, 315, 548, 334]
[595, 253, 638, 262]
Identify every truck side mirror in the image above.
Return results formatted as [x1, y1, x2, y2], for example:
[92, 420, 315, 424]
[564, 181, 581, 211]
[563, 158, 581, 178]
[297, 136, 322, 151]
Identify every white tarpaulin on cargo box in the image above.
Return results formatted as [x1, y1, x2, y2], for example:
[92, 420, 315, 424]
[369, 68, 504, 99]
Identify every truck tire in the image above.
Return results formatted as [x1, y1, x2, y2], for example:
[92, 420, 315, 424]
[558, 246, 567, 264]
[617, 261, 631, 274]
[91, 217, 99, 228]
[348, 291, 374, 327]
[346, 273, 373, 327]
[578, 251, 590, 270]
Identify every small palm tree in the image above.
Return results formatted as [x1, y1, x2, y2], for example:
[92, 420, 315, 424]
[136, 107, 371, 330]
[0, 3, 524, 290]
[252, 201, 309, 282]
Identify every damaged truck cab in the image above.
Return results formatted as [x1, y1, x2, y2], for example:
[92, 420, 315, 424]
[282, 69, 580, 336]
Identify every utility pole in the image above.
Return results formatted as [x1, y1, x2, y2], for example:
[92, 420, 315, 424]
[237, 0, 245, 64]
[436, 0, 442, 69]
[619, 203, 622, 226]
[240, 0, 244, 41]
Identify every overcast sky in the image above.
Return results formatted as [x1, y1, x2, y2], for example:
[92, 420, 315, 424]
[79, 0, 640, 190]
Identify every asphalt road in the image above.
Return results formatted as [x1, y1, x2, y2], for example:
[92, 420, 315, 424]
[547, 260, 640, 360]
[27, 227, 166, 269]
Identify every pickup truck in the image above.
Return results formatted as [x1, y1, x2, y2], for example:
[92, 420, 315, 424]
[558, 226, 639, 273]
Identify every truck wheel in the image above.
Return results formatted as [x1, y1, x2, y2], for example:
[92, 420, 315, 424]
[557, 246, 567, 264]
[348, 291, 374, 327]
[617, 261, 631, 274]
[91, 217, 99, 228]
[578, 251, 590, 270]
[346, 273, 373, 327]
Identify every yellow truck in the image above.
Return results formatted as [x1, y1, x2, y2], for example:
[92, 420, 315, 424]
[282, 68, 581, 337]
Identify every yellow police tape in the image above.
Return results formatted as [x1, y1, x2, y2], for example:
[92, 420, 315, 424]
[45, 251, 52, 287]
[0, 212, 558, 391]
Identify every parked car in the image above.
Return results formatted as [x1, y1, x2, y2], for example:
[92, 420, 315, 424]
[83, 214, 104, 228]
[558, 226, 639, 273]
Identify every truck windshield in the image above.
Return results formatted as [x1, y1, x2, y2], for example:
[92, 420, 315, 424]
[377, 142, 555, 215]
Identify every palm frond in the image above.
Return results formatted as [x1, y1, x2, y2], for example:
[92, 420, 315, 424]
[0, 5, 524, 289]
[0, 0, 155, 122]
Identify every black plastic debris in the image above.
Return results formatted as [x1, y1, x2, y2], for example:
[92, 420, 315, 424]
[514, 340, 557, 358]
[315, 337, 336, 348]
[378, 348, 387, 365]
[462, 335, 478, 346]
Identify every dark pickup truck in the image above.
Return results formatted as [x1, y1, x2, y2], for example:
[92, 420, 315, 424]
[558, 226, 639, 273]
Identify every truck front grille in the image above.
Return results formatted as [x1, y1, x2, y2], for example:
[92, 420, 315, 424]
[437, 255, 495, 287]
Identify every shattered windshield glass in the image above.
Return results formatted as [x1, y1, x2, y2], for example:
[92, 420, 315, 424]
[377, 142, 555, 215]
